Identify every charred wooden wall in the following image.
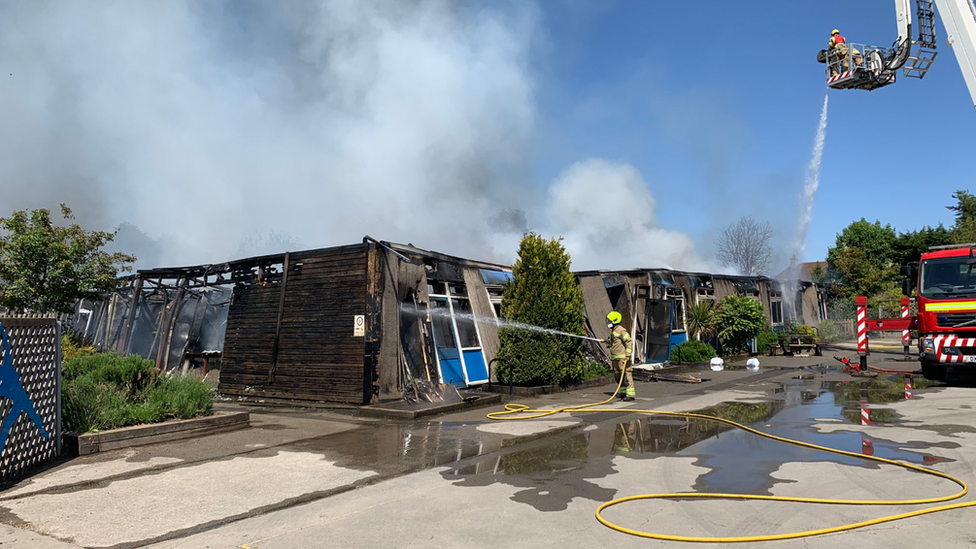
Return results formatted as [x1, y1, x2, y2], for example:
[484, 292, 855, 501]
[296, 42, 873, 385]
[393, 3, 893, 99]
[219, 244, 375, 404]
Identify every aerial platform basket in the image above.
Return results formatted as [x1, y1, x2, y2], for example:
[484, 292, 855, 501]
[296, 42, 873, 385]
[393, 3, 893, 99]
[819, 42, 899, 91]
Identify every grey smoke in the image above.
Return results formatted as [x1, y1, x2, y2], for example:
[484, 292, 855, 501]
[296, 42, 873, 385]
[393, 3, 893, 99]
[0, 0, 709, 272]
[236, 232, 305, 259]
[488, 209, 529, 234]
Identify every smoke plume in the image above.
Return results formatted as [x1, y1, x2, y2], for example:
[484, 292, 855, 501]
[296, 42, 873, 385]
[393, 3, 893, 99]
[0, 0, 707, 272]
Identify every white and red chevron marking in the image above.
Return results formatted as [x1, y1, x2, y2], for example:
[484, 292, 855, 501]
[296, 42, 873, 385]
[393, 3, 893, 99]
[856, 306, 867, 354]
[933, 335, 976, 363]
[827, 71, 852, 84]
[905, 378, 913, 400]
[860, 401, 870, 426]
[901, 304, 910, 345]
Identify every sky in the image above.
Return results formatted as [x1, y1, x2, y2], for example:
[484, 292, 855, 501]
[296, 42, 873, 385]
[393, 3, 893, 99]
[0, 0, 972, 274]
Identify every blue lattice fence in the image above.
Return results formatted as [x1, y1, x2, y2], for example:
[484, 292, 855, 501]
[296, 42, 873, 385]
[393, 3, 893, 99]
[0, 316, 61, 481]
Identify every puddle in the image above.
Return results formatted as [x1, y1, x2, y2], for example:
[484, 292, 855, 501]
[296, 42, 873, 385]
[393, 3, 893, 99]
[282, 422, 500, 475]
[443, 374, 951, 510]
[269, 370, 951, 513]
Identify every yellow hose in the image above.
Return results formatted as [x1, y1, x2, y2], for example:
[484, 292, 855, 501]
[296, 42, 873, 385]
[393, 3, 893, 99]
[487, 367, 976, 542]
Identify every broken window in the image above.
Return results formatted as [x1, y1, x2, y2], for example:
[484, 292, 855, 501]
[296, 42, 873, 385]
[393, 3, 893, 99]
[696, 288, 715, 303]
[666, 288, 686, 332]
[485, 286, 504, 319]
[451, 298, 480, 349]
[603, 276, 626, 311]
[430, 299, 457, 349]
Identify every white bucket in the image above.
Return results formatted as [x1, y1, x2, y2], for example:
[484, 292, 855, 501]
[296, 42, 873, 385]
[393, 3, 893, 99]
[746, 358, 760, 372]
[709, 357, 724, 371]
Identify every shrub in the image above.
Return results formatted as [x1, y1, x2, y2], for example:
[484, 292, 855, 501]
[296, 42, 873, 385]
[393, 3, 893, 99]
[496, 234, 587, 386]
[61, 352, 213, 433]
[62, 376, 131, 433]
[582, 360, 612, 380]
[686, 300, 716, 341]
[62, 332, 96, 362]
[63, 353, 157, 396]
[795, 324, 819, 342]
[817, 320, 846, 342]
[671, 340, 717, 363]
[784, 320, 818, 342]
[146, 375, 214, 420]
[757, 330, 780, 354]
[713, 295, 768, 354]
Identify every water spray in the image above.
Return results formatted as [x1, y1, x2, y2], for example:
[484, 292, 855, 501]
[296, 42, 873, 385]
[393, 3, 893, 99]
[400, 304, 603, 342]
[782, 92, 830, 320]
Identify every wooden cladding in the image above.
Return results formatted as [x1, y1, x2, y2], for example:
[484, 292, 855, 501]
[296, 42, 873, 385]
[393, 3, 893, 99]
[219, 245, 371, 403]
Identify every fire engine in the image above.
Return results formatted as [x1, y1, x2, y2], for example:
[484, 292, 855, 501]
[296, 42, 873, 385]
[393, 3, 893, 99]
[911, 244, 976, 380]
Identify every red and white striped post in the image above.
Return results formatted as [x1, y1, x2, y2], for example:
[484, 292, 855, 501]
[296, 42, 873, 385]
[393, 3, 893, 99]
[904, 375, 914, 400]
[856, 296, 868, 371]
[860, 398, 871, 426]
[901, 297, 911, 359]
[862, 437, 874, 456]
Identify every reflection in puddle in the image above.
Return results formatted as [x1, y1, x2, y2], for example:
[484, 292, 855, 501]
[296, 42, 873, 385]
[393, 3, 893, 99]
[284, 373, 949, 512]
[444, 375, 950, 510]
[285, 423, 496, 475]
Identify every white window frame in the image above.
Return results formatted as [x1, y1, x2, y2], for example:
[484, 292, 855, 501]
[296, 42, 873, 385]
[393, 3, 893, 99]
[428, 283, 487, 386]
[485, 286, 504, 320]
[769, 291, 784, 326]
[666, 287, 686, 333]
[695, 288, 715, 304]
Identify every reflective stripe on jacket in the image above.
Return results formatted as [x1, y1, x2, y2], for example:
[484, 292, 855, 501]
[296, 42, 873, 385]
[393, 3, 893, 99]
[608, 325, 633, 359]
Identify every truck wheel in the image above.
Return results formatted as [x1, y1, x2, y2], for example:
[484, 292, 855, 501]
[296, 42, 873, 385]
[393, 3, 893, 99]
[922, 361, 947, 381]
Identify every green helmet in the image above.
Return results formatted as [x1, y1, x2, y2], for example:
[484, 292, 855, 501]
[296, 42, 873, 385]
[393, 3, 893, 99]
[606, 311, 622, 325]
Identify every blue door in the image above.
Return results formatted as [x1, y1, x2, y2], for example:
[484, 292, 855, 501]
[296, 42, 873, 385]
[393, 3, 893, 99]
[429, 294, 489, 387]
[430, 299, 465, 385]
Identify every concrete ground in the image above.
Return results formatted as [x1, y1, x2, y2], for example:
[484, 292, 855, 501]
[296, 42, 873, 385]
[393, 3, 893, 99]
[3, 350, 976, 548]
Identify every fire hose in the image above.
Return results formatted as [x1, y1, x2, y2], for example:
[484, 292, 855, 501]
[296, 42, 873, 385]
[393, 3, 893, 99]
[834, 355, 921, 375]
[487, 364, 974, 542]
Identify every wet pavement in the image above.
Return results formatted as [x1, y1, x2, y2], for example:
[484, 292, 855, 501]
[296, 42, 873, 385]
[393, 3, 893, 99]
[3, 351, 976, 548]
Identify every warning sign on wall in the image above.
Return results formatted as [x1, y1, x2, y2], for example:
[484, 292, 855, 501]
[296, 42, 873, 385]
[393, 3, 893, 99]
[353, 315, 365, 337]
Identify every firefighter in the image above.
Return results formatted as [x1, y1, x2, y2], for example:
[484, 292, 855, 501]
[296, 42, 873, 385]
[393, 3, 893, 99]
[604, 312, 635, 401]
[828, 29, 849, 76]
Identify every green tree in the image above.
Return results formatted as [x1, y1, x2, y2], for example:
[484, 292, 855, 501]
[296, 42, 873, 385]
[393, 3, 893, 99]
[826, 219, 898, 270]
[0, 205, 135, 313]
[809, 262, 827, 283]
[495, 233, 586, 386]
[826, 219, 900, 300]
[893, 225, 952, 266]
[712, 295, 767, 354]
[948, 190, 976, 244]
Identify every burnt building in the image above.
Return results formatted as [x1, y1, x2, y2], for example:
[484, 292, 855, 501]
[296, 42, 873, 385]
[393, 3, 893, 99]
[68, 239, 827, 404]
[576, 269, 826, 365]
[67, 238, 512, 405]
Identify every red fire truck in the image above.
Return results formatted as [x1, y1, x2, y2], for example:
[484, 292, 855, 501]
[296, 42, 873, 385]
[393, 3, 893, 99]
[852, 244, 976, 381]
[912, 244, 976, 380]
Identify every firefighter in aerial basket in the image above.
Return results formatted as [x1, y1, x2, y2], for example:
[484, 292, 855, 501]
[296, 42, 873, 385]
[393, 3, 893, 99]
[828, 29, 849, 76]
[604, 312, 635, 401]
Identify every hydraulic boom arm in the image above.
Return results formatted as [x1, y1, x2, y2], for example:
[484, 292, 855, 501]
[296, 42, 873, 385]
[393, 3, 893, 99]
[934, 0, 976, 110]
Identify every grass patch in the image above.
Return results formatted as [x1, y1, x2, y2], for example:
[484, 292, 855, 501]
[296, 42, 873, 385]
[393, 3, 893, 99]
[62, 352, 214, 433]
